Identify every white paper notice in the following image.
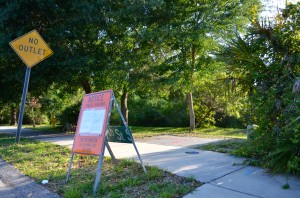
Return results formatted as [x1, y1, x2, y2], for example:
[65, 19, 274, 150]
[79, 109, 106, 135]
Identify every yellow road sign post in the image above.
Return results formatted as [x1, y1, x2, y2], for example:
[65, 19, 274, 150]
[9, 30, 53, 143]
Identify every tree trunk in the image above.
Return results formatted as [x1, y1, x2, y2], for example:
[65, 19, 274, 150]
[10, 105, 16, 126]
[31, 106, 35, 128]
[121, 90, 129, 124]
[81, 79, 92, 94]
[187, 44, 196, 131]
[187, 92, 195, 131]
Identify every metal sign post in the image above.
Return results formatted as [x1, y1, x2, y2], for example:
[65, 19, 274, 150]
[112, 94, 147, 173]
[93, 138, 107, 194]
[105, 140, 118, 166]
[9, 29, 53, 143]
[15, 67, 31, 143]
[65, 153, 74, 183]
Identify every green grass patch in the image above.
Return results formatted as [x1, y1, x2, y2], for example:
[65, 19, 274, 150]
[20, 125, 246, 139]
[197, 139, 247, 154]
[0, 134, 201, 197]
[130, 126, 247, 139]
[23, 124, 62, 133]
[197, 139, 263, 167]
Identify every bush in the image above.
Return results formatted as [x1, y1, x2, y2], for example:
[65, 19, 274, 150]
[0, 104, 11, 124]
[128, 95, 189, 127]
[214, 112, 245, 128]
[57, 102, 81, 126]
[220, 3, 300, 175]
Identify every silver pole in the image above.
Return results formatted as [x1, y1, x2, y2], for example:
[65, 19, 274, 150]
[16, 67, 31, 143]
[105, 140, 118, 166]
[93, 138, 107, 195]
[112, 95, 147, 173]
[65, 153, 75, 183]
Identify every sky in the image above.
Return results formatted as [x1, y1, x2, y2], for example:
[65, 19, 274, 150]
[261, 0, 300, 17]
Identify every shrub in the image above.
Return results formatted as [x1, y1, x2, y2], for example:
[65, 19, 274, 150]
[57, 102, 81, 126]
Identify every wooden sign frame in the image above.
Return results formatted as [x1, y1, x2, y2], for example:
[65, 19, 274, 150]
[66, 90, 146, 194]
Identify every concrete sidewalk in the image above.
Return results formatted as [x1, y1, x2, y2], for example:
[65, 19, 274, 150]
[0, 158, 59, 198]
[0, 127, 300, 198]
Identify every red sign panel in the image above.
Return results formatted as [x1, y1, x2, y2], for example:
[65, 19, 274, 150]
[72, 90, 112, 155]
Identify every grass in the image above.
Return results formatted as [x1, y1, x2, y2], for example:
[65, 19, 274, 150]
[197, 139, 263, 167]
[130, 126, 247, 139]
[18, 124, 247, 139]
[197, 139, 247, 154]
[0, 134, 201, 197]
[23, 124, 63, 133]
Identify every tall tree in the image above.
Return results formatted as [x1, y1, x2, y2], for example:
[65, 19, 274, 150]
[0, 0, 61, 124]
[94, 0, 162, 123]
[0, 0, 110, 96]
[148, 0, 259, 130]
[0, 1, 112, 126]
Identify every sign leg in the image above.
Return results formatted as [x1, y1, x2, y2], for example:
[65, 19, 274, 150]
[112, 95, 147, 173]
[105, 141, 118, 166]
[93, 139, 107, 195]
[66, 153, 75, 183]
[131, 138, 147, 173]
[16, 67, 31, 144]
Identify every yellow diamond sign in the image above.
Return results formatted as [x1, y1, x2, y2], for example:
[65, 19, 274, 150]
[9, 29, 53, 68]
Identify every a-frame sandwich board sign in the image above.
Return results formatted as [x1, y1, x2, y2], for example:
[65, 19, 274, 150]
[66, 90, 146, 195]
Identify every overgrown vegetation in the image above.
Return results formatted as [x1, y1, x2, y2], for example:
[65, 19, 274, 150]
[0, 135, 201, 197]
[219, 3, 300, 175]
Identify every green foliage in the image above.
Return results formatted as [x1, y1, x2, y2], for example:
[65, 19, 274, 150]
[0, 0, 259, 130]
[146, 0, 259, 130]
[128, 94, 189, 127]
[0, 103, 11, 124]
[24, 94, 47, 126]
[58, 102, 81, 126]
[215, 113, 245, 128]
[39, 86, 84, 126]
[282, 183, 290, 190]
[220, 3, 300, 175]
[193, 69, 247, 128]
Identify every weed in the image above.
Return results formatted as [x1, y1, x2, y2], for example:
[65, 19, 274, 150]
[282, 183, 290, 189]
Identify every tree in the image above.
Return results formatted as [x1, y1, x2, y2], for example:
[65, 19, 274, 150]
[147, 0, 259, 130]
[0, 0, 260, 129]
[94, 0, 166, 124]
[0, 0, 110, 95]
[0, 1, 111, 126]
[219, 2, 300, 174]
